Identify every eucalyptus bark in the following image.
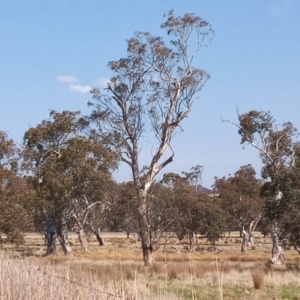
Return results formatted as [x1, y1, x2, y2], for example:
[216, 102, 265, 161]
[45, 220, 57, 254]
[269, 223, 285, 264]
[269, 192, 285, 264]
[240, 217, 261, 253]
[241, 229, 249, 253]
[77, 228, 88, 251]
[138, 193, 153, 266]
[88, 222, 105, 246]
[189, 230, 196, 252]
[56, 218, 72, 255]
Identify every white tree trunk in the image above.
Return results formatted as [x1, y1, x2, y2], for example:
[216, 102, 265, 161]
[77, 228, 88, 251]
[269, 223, 285, 264]
[138, 192, 153, 266]
[240, 216, 261, 253]
[269, 192, 285, 264]
[241, 229, 249, 253]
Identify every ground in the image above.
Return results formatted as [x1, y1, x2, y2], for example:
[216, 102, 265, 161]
[1, 232, 300, 299]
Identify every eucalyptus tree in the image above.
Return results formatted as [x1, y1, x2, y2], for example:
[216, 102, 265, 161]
[60, 136, 117, 250]
[89, 11, 214, 265]
[23, 110, 116, 254]
[85, 180, 120, 246]
[162, 171, 201, 250]
[0, 131, 33, 244]
[266, 146, 300, 253]
[214, 164, 263, 252]
[111, 182, 140, 236]
[226, 110, 299, 263]
[162, 168, 226, 251]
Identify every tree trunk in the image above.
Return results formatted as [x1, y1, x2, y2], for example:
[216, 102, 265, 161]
[45, 220, 57, 255]
[57, 218, 72, 255]
[241, 229, 249, 252]
[141, 231, 153, 266]
[240, 218, 260, 253]
[269, 193, 285, 264]
[239, 229, 243, 238]
[93, 228, 105, 246]
[77, 228, 88, 251]
[88, 222, 105, 246]
[269, 223, 285, 264]
[294, 244, 300, 254]
[249, 233, 254, 246]
[189, 230, 196, 252]
[138, 193, 153, 266]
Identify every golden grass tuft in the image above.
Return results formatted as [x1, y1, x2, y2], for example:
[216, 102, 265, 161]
[251, 270, 265, 289]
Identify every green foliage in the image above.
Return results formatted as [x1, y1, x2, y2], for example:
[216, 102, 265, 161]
[0, 131, 34, 244]
[23, 110, 117, 233]
[235, 110, 300, 253]
[162, 168, 227, 244]
[215, 164, 263, 246]
[237, 110, 298, 180]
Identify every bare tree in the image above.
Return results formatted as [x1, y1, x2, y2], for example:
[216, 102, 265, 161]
[89, 11, 214, 265]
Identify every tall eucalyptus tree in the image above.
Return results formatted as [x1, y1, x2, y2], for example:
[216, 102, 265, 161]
[89, 11, 214, 265]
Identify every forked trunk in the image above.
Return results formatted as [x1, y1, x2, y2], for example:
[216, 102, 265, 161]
[57, 219, 72, 255]
[45, 220, 57, 255]
[240, 217, 261, 253]
[77, 228, 88, 251]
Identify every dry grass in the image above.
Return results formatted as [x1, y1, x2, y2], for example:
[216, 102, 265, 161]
[2, 232, 300, 299]
[2, 255, 300, 299]
[251, 269, 265, 289]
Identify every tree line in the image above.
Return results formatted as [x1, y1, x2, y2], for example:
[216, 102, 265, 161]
[1, 11, 299, 266]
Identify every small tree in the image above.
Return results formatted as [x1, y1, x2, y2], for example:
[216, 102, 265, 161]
[162, 168, 226, 251]
[215, 165, 263, 252]
[89, 10, 214, 265]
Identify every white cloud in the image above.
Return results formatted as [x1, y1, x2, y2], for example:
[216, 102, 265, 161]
[57, 75, 78, 83]
[69, 84, 92, 94]
[95, 77, 111, 87]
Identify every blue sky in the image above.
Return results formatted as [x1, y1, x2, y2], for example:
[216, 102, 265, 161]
[1, 1, 300, 188]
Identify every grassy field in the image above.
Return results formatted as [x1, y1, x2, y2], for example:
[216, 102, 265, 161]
[1, 232, 300, 299]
